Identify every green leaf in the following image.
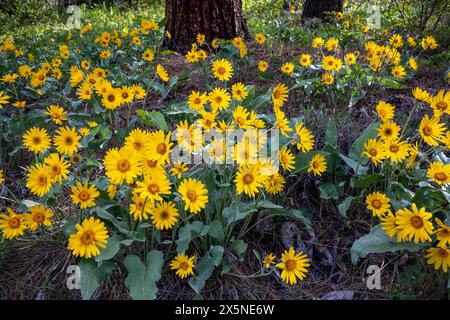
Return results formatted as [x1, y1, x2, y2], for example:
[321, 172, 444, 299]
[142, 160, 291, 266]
[222, 202, 257, 225]
[208, 220, 225, 243]
[338, 196, 355, 218]
[176, 221, 210, 253]
[124, 251, 164, 300]
[231, 239, 247, 259]
[325, 120, 337, 146]
[78, 260, 115, 300]
[349, 122, 379, 161]
[351, 225, 424, 265]
[95, 235, 124, 262]
[319, 183, 339, 200]
[340, 154, 368, 175]
[188, 246, 224, 294]
[256, 200, 283, 210]
[287, 209, 312, 229]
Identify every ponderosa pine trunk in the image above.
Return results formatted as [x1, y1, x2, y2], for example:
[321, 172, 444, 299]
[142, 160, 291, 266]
[301, 0, 343, 22]
[163, 0, 247, 52]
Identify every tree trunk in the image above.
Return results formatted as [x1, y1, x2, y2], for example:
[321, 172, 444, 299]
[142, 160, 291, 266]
[301, 0, 343, 22]
[163, 0, 247, 53]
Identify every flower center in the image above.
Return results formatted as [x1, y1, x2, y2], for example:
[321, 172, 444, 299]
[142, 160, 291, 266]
[133, 141, 143, 150]
[369, 149, 378, 156]
[389, 144, 399, 153]
[81, 231, 94, 244]
[434, 172, 448, 182]
[273, 90, 281, 99]
[8, 217, 20, 229]
[117, 159, 131, 172]
[312, 161, 319, 169]
[180, 261, 189, 270]
[33, 137, 41, 144]
[194, 97, 201, 104]
[186, 190, 197, 202]
[79, 191, 91, 201]
[65, 137, 73, 145]
[33, 212, 45, 223]
[422, 126, 432, 136]
[438, 248, 448, 258]
[147, 160, 157, 168]
[437, 101, 447, 111]
[160, 210, 169, 220]
[285, 259, 297, 271]
[108, 94, 115, 102]
[217, 67, 226, 75]
[371, 199, 382, 209]
[147, 183, 159, 194]
[384, 128, 393, 136]
[157, 143, 167, 155]
[243, 173, 254, 184]
[38, 175, 47, 186]
[410, 216, 424, 229]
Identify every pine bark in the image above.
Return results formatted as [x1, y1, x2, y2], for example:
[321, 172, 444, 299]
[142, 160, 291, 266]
[163, 0, 247, 52]
[301, 0, 343, 22]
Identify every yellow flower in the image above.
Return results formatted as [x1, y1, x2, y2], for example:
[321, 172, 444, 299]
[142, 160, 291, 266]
[345, 53, 356, 65]
[391, 65, 406, 79]
[426, 247, 450, 272]
[412, 87, 431, 103]
[107, 184, 117, 199]
[312, 37, 324, 48]
[71, 181, 100, 209]
[129, 194, 154, 221]
[208, 87, 231, 111]
[0, 91, 9, 108]
[24, 205, 53, 231]
[212, 59, 233, 81]
[45, 105, 68, 125]
[322, 56, 336, 71]
[187, 91, 208, 112]
[396, 203, 433, 243]
[99, 49, 111, 59]
[272, 83, 288, 109]
[135, 171, 171, 202]
[408, 57, 418, 71]
[322, 72, 334, 85]
[308, 154, 327, 176]
[362, 138, 385, 166]
[419, 114, 446, 147]
[279, 146, 295, 171]
[102, 87, 122, 110]
[156, 64, 169, 82]
[54, 126, 81, 156]
[389, 34, 403, 48]
[103, 147, 142, 184]
[381, 212, 398, 238]
[264, 172, 285, 195]
[124, 128, 152, 153]
[255, 33, 265, 44]
[0, 208, 26, 239]
[421, 35, 438, 50]
[326, 38, 339, 51]
[170, 253, 195, 279]
[263, 253, 276, 268]
[131, 84, 146, 99]
[375, 101, 395, 122]
[235, 164, 266, 198]
[68, 217, 109, 259]
[377, 120, 400, 142]
[276, 247, 309, 285]
[145, 130, 173, 165]
[178, 178, 208, 214]
[0, 169, 3, 184]
[118, 86, 134, 104]
[299, 54, 312, 67]
[275, 108, 292, 137]
[258, 60, 268, 72]
[430, 89, 450, 116]
[142, 48, 154, 61]
[26, 163, 53, 197]
[69, 66, 84, 87]
[151, 201, 179, 230]
[196, 33, 205, 45]
[170, 163, 188, 179]
[427, 161, 450, 186]
[23, 127, 51, 154]
[280, 62, 294, 75]
[231, 82, 248, 101]
[435, 218, 450, 247]
[365, 191, 391, 217]
[442, 132, 450, 150]
[1, 73, 19, 83]
[44, 152, 70, 184]
[293, 122, 315, 152]
[384, 139, 411, 163]
[77, 81, 92, 100]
